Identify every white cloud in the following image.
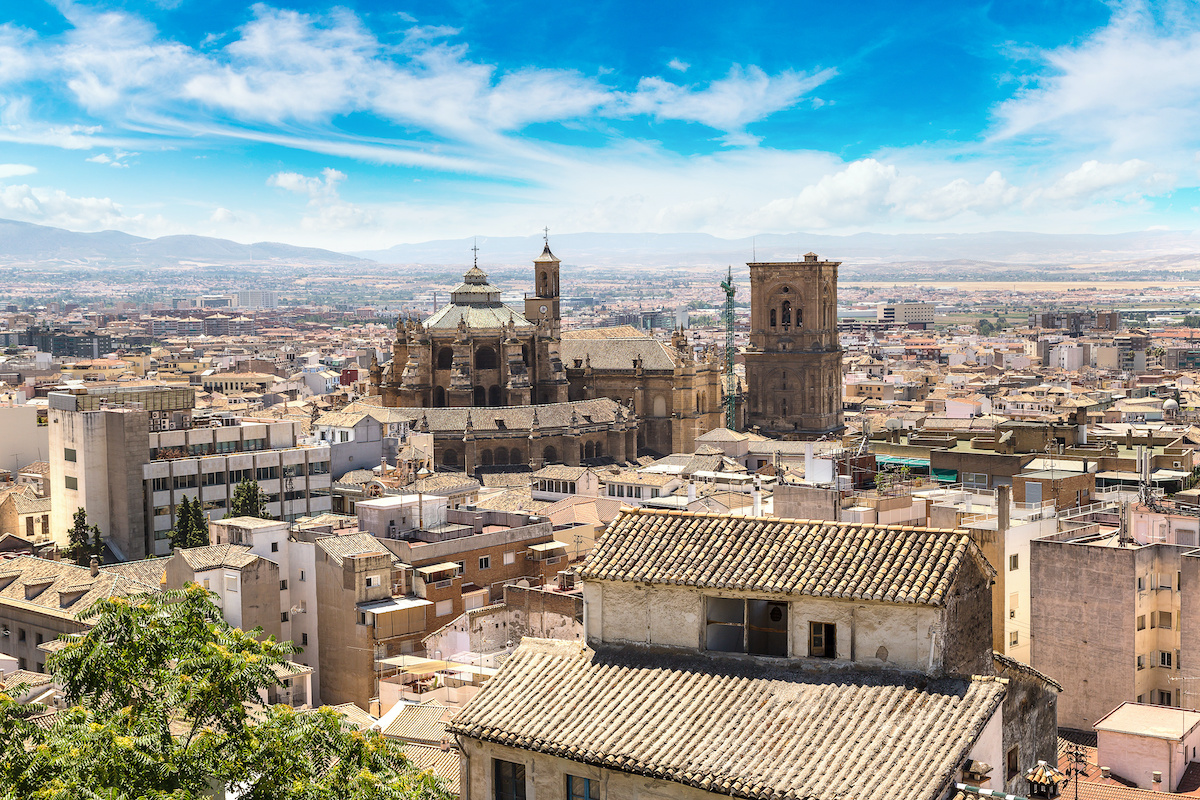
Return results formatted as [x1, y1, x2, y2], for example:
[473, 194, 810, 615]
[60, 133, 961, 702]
[268, 167, 372, 230]
[85, 148, 138, 167]
[209, 206, 236, 223]
[667, 58, 689, 72]
[0, 163, 36, 178]
[0, 180, 146, 230]
[1038, 159, 1170, 204]
[993, 1, 1200, 157]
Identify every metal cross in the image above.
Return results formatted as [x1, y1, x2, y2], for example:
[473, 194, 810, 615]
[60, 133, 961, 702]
[471, 239, 479, 267]
[543, 226, 549, 244]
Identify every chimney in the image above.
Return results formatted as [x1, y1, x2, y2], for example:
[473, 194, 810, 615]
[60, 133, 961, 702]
[1101, 767, 1111, 779]
[687, 481, 696, 503]
[997, 484, 1011, 533]
[1153, 771, 1162, 783]
[89, 556, 99, 578]
[1126, 428, 1134, 448]
[805, 442, 814, 480]
[752, 478, 762, 517]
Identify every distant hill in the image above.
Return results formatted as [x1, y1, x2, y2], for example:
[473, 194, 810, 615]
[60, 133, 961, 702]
[0, 219, 370, 265]
[355, 229, 1200, 269]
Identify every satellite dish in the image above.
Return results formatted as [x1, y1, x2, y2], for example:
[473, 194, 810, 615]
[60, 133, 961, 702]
[884, 418, 902, 431]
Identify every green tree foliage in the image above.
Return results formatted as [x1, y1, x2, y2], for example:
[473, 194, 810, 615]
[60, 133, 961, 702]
[976, 318, 995, 336]
[170, 496, 210, 550]
[65, 507, 103, 565]
[0, 586, 452, 800]
[229, 479, 271, 520]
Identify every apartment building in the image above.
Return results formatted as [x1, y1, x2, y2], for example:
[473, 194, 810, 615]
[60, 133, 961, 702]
[49, 386, 331, 559]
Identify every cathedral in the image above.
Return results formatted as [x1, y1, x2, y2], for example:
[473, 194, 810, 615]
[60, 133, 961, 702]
[369, 241, 725, 456]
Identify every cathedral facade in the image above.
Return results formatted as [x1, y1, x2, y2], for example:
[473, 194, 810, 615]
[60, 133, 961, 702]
[743, 253, 844, 438]
[369, 242, 725, 458]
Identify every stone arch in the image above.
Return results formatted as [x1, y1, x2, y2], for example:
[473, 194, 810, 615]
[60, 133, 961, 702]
[700, 391, 707, 411]
[436, 347, 454, 370]
[475, 345, 497, 370]
[473, 386, 486, 406]
[781, 300, 792, 327]
[584, 441, 595, 459]
[652, 395, 667, 417]
[510, 447, 523, 464]
[481, 449, 494, 466]
[488, 384, 501, 407]
[442, 448, 458, 467]
[495, 448, 509, 466]
[433, 385, 447, 407]
[594, 441, 602, 459]
[522, 344, 530, 366]
[769, 308, 776, 327]
[542, 445, 558, 463]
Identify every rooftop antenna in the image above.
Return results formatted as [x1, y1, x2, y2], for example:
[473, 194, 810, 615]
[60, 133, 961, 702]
[752, 236, 756, 262]
[543, 226, 549, 245]
[471, 239, 479, 269]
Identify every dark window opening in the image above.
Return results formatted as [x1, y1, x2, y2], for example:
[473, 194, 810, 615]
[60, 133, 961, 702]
[808, 621, 836, 659]
[494, 760, 526, 800]
[1006, 746, 1019, 781]
[706, 597, 788, 657]
[436, 347, 454, 370]
[475, 346, 498, 370]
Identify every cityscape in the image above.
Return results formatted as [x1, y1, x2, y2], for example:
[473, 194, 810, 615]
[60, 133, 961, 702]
[5, 1, 1200, 799]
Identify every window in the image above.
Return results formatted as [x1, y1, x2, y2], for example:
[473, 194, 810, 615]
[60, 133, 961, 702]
[479, 556, 491, 570]
[64, 476, 77, 490]
[152, 477, 170, 492]
[1138, 654, 1146, 670]
[705, 597, 788, 657]
[809, 621, 836, 659]
[64, 448, 76, 463]
[202, 579, 210, 590]
[270, 541, 279, 552]
[301, 633, 308, 646]
[18, 628, 25, 642]
[1160, 651, 1174, 669]
[1138, 615, 1146, 631]
[365, 575, 380, 588]
[435, 600, 453, 617]
[567, 776, 599, 800]
[1159, 690, 1174, 706]
[281, 611, 289, 623]
[1009, 554, 1018, 571]
[35, 633, 42, 646]
[494, 760, 526, 800]
[1009, 631, 1019, 646]
[1006, 746, 1019, 781]
[503, 551, 515, 566]
[358, 611, 368, 625]
[299, 570, 306, 582]
[455, 561, 465, 576]
[280, 580, 288, 590]
[1152, 611, 1173, 629]
[1138, 576, 1146, 591]
[225, 574, 238, 593]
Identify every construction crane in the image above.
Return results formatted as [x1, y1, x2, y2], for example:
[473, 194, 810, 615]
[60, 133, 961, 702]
[721, 266, 738, 429]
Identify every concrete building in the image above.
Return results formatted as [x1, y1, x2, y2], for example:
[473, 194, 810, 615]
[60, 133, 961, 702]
[877, 301, 935, 328]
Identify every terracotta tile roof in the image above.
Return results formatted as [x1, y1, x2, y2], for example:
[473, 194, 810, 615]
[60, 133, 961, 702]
[580, 509, 988, 605]
[178, 544, 259, 572]
[100, 557, 167, 589]
[315, 533, 401, 567]
[323, 702, 377, 731]
[450, 638, 1006, 800]
[400, 743, 461, 794]
[379, 701, 451, 746]
[0, 556, 150, 621]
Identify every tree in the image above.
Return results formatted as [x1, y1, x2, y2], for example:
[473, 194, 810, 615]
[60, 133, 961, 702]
[171, 496, 210, 550]
[229, 479, 271, 520]
[0, 586, 451, 800]
[65, 507, 102, 565]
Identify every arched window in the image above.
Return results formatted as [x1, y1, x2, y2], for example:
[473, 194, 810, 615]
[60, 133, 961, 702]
[510, 448, 523, 464]
[780, 372, 788, 390]
[769, 308, 776, 327]
[495, 448, 509, 465]
[522, 345, 529, 366]
[475, 346, 497, 370]
[473, 386, 486, 406]
[652, 395, 667, 417]
[443, 449, 458, 467]
[481, 449, 494, 466]
[433, 386, 447, 407]
[488, 385, 501, 407]
[585, 441, 595, 459]
[781, 398, 789, 416]
[543, 445, 558, 463]
[796, 306, 803, 328]
[436, 347, 454, 370]
[782, 300, 791, 327]
[594, 442, 602, 458]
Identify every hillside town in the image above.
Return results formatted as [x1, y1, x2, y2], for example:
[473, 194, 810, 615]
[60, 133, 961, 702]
[6, 239, 1200, 797]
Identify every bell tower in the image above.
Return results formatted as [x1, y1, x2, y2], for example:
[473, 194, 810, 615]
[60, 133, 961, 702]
[525, 230, 561, 339]
[744, 252, 843, 438]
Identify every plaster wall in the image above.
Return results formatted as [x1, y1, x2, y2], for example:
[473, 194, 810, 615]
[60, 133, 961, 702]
[1097, 728, 1189, 790]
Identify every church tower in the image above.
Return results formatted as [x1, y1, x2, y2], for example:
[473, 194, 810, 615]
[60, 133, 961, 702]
[744, 253, 843, 438]
[525, 236, 561, 339]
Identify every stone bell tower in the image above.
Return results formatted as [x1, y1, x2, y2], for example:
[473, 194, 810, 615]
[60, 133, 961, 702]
[525, 234, 561, 339]
[744, 252, 843, 439]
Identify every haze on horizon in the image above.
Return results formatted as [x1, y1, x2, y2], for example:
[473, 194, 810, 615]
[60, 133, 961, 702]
[0, 0, 1198, 252]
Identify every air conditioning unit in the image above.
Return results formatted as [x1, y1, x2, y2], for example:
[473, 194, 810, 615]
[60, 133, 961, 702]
[1009, 610, 1016, 619]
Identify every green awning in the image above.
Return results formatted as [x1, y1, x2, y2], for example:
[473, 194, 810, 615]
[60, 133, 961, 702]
[875, 455, 930, 467]
[932, 468, 958, 483]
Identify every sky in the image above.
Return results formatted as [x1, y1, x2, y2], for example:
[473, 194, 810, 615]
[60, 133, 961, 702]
[0, 0, 1199, 251]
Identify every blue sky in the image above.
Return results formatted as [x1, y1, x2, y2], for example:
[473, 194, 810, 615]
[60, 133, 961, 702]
[0, 0, 1197, 249]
